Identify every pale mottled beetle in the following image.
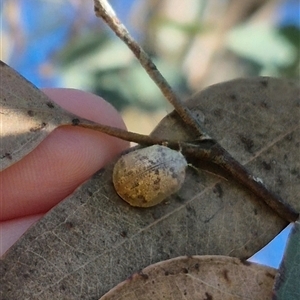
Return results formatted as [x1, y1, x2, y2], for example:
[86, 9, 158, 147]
[113, 145, 188, 207]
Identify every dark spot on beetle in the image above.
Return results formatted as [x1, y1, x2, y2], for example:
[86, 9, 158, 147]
[60, 284, 66, 291]
[194, 263, 200, 271]
[29, 122, 46, 132]
[171, 172, 178, 179]
[27, 110, 34, 117]
[287, 133, 293, 141]
[182, 268, 188, 274]
[126, 170, 133, 176]
[239, 134, 254, 152]
[23, 273, 30, 279]
[131, 181, 140, 188]
[284, 154, 288, 160]
[161, 150, 168, 157]
[265, 271, 275, 279]
[153, 178, 161, 184]
[262, 161, 271, 170]
[46, 102, 55, 108]
[260, 79, 268, 87]
[204, 292, 213, 300]
[153, 184, 160, 191]
[138, 196, 147, 203]
[165, 271, 169, 276]
[253, 208, 258, 215]
[72, 118, 80, 125]
[222, 269, 230, 283]
[213, 183, 223, 198]
[154, 169, 159, 175]
[122, 193, 130, 201]
[240, 259, 251, 266]
[118, 160, 125, 169]
[120, 231, 127, 238]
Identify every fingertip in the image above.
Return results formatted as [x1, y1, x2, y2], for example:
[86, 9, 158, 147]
[42, 88, 127, 130]
[2, 88, 130, 221]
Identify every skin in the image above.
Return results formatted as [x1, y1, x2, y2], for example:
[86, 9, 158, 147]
[0, 88, 129, 256]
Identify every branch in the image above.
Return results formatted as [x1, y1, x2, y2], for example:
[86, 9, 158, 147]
[93, 0, 210, 139]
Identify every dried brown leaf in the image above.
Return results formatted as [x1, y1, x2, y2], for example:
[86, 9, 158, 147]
[1, 77, 299, 299]
[101, 255, 276, 300]
[0, 61, 92, 171]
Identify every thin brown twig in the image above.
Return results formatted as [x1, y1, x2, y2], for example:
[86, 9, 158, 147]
[93, 0, 210, 139]
[78, 122, 298, 222]
[181, 142, 299, 223]
[88, 0, 299, 223]
[78, 123, 166, 145]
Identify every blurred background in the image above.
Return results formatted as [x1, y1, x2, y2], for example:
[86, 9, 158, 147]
[1, 0, 299, 268]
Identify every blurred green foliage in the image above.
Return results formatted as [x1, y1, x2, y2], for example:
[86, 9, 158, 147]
[57, 30, 188, 111]
[54, 1, 299, 112]
[278, 26, 300, 77]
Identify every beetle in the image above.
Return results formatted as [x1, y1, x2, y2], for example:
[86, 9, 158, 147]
[113, 145, 187, 207]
